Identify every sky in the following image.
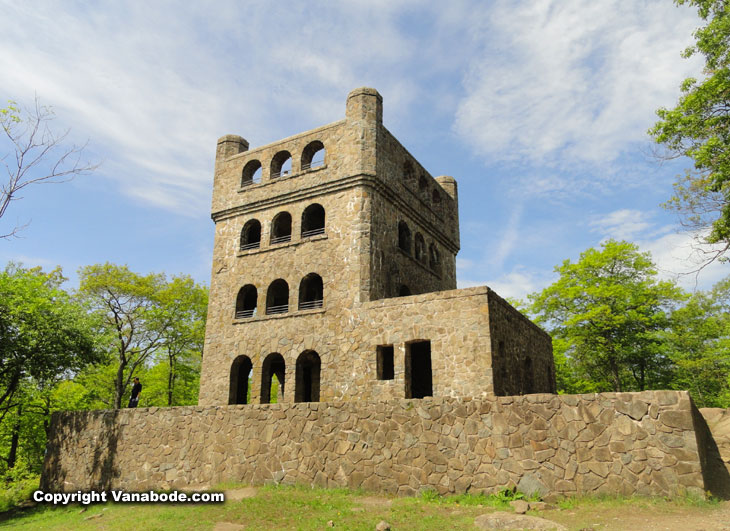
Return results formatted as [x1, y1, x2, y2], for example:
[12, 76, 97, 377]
[0, 0, 725, 300]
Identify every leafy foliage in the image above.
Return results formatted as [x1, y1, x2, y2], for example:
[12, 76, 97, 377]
[77, 263, 207, 409]
[650, 0, 730, 261]
[529, 241, 684, 392]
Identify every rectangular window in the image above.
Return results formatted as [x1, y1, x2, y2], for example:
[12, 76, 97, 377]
[376, 345, 394, 380]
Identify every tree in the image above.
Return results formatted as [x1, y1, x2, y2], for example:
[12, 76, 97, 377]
[650, 0, 730, 263]
[0, 98, 96, 239]
[665, 275, 730, 407]
[529, 240, 685, 392]
[77, 263, 208, 409]
[0, 264, 99, 430]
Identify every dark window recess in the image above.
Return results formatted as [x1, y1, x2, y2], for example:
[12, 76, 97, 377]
[524, 356, 534, 395]
[295, 350, 321, 402]
[266, 279, 289, 315]
[229, 355, 252, 405]
[398, 221, 411, 254]
[301, 204, 325, 238]
[377, 345, 394, 380]
[240, 220, 261, 251]
[298, 273, 323, 310]
[235, 284, 257, 318]
[271, 212, 292, 244]
[405, 340, 432, 399]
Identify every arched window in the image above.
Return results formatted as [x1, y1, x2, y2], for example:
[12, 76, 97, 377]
[301, 140, 325, 170]
[432, 189, 441, 205]
[301, 204, 325, 238]
[271, 150, 292, 179]
[266, 279, 289, 315]
[229, 355, 252, 404]
[295, 350, 321, 403]
[398, 285, 411, 297]
[240, 219, 261, 251]
[403, 160, 414, 182]
[241, 160, 262, 186]
[414, 233, 426, 263]
[299, 273, 323, 310]
[270, 212, 292, 244]
[398, 221, 411, 254]
[419, 175, 428, 193]
[261, 353, 285, 404]
[235, 284, 257, 319]
[429, 243, 441, 272]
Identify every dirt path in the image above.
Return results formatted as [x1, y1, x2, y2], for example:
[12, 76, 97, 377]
[543, 500, 730, 531]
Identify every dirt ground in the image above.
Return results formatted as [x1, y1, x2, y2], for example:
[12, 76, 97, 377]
[536, 500, 730, 531]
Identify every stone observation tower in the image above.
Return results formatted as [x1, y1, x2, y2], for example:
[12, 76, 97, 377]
[42, 88, 727, 500]
[199, 87, 555, 407]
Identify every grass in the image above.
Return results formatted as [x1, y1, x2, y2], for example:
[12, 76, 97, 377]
[0, 483, 725, 530]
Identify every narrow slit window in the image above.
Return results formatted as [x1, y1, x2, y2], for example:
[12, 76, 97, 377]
[377, 345, 394, 380]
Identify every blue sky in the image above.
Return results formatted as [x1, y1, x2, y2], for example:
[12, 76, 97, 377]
[0, 0, 725, 299]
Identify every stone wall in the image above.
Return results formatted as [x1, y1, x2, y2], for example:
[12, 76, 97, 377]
[42, 391, 726, 499]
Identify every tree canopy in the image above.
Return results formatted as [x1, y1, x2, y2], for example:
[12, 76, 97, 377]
[0, 264, 99, 426]
[529, 240, 684, 393]
[650, 0, 730, 261]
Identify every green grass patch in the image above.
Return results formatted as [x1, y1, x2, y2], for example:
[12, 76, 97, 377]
[0, 483, 725, 530]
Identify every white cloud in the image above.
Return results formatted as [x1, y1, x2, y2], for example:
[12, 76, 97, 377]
[590, 209, 654, 241]
[453, 0, 702, 168]
[639, 230, 728, 292]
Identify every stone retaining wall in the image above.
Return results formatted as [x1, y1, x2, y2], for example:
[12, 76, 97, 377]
[42, 391, 728, 499]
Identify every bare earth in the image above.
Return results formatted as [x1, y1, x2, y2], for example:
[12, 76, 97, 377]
[521, 501, 730, 531]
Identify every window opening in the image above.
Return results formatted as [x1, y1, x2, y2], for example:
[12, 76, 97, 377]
[405, 341, 432, 399]
[266, 279, 289, 315]
[271, 150, 292, 179]
[240, 219, 261, 251]
[298, 273, 323, 310]
[235, 284, 258, 318]
[295, 350, 321, 402]
[229, 355, 252, 404]
[403, 160, 414, 182]
[271, 212, 292, 244]
[398, 221, 411, 254]
[415, 233, 426, 262]
[241, 160, 262, 186]
[301, 140, 325, 170]
[377, 345, 394, 380]
[301, 203, 325, 238]
[261, 353, 285, 403]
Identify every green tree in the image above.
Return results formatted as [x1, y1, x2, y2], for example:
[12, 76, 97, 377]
[0, 264, 99, 473]
[0, 264, 98, 424]
[77, 263, 207, 409]
[153, 276, 207, 406]
[665, 275, 730, 407]
[529, 241, 684, 392]
[650, 0, 730, 261]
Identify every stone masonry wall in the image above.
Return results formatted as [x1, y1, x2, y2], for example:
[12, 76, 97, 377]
[43, 391, 724, 499]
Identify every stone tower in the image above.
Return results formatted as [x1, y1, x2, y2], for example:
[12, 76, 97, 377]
[199, 88, 554, 407]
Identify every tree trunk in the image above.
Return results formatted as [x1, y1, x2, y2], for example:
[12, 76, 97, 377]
[114, 362, 126, 409]
[7, 403, 22, 469]
[167, 353, 174, 407]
